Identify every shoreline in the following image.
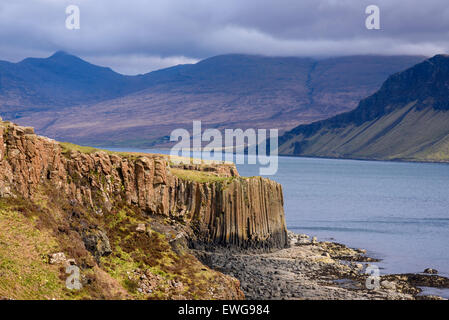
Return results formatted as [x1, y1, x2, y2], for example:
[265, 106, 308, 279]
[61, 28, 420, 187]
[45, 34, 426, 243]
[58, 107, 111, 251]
[277, 153, 449, 166]
[195, 231, 449, 300]
[96, 146, 449, 166]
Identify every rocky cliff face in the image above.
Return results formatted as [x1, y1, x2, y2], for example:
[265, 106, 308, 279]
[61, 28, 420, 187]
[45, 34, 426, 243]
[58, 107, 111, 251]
[0, 119, 288, 250]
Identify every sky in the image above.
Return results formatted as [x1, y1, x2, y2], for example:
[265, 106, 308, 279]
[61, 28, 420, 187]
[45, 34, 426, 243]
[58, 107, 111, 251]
[0, 0, 448, 74]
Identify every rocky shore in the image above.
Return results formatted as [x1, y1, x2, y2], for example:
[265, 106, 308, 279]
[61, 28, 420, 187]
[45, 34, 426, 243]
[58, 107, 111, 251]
[195, 231, 449, 300]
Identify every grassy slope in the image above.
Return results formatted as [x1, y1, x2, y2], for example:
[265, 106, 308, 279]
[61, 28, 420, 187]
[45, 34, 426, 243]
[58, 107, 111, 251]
[0, 201, 65, 300]
[0, 191, 239, 300]
[0, 195, 127, 300]
[279, 104, 449, 162]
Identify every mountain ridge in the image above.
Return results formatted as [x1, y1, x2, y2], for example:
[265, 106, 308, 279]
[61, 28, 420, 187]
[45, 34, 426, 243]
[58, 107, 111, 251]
[0, 52, 425, 147]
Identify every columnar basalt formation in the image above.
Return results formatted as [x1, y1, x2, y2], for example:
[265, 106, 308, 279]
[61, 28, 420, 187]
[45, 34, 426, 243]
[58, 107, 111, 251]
[0, 120, 288, 250]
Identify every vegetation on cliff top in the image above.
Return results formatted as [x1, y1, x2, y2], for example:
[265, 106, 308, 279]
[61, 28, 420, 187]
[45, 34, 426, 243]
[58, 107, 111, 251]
[59, 142, 142, 160]
[169, 168, 234, 183]
[59, 141, 237, 184]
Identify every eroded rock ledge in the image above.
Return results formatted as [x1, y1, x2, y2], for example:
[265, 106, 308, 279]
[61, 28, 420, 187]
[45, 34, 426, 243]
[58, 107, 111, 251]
[0, 120, 288, 250]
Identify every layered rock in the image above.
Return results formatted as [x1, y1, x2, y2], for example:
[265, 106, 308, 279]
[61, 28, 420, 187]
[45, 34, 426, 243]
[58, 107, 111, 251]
[0, 120, 288, 250]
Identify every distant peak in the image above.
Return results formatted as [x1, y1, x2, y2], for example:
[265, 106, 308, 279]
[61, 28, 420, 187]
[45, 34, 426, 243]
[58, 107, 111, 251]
[18, 51, 78, 64]
[48, 50, 76, 59]
[52, 50, 69, 56]
[427, 53, 449, 64]
[433, 53, 449, 58]
[44, 51, 89, 65]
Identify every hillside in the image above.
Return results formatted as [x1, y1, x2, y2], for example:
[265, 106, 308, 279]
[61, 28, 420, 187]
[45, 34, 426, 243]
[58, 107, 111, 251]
[278, 54, 449, 162]
[0, 52, 424, 147]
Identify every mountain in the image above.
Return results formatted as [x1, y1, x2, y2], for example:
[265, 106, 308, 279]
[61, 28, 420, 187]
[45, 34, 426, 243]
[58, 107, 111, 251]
[0, 51, 153, 117]
[0, 52, 424, 147]
[278, 54, 449, 162]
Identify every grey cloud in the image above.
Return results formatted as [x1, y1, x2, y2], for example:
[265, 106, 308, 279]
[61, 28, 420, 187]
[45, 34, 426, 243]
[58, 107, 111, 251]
[0, 0, 448, 74]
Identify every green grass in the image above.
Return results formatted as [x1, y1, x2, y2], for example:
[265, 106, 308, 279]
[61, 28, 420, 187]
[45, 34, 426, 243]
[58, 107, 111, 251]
[59, 141, 140, 158]
[169, 168, 234, 183]
[101, 205, 235, 300]
[0, 205, 68, 300]
[0, 197, 127, 300]
[59, 142, 101, 154]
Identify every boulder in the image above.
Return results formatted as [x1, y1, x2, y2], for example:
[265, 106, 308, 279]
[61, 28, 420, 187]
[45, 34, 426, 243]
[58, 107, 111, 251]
[81, 229, 112, 260]
[423, 268, 438, 274]
[136, 223, 146, 233]
[380, 280, 396, 290]
[49, 252, 67, 265]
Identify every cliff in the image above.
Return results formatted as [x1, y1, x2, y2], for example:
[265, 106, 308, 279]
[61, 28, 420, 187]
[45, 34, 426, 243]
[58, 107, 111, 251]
[0, 119, 287, 251]
[0, 118, 286, 299]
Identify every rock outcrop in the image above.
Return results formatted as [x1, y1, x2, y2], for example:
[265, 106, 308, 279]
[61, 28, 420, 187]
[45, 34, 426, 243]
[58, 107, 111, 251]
[0, 120, 288, 250]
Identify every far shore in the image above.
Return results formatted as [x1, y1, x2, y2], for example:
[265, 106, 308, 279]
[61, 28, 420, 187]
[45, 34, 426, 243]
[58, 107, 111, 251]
[97, 145, 449, 166]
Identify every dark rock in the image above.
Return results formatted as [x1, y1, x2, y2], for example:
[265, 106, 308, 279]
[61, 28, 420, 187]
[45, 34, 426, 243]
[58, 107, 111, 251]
[423, 268, 438, 274]
[81, 228, 112, 261]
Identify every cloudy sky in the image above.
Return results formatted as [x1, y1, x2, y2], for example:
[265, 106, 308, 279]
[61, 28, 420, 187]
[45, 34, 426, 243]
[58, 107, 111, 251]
[0, 0, 448, 74]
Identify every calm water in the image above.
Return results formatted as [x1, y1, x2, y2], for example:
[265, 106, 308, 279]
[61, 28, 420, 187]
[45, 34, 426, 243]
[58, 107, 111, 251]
[106, 148, 449, 278]
[237, 156, 449, 278]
